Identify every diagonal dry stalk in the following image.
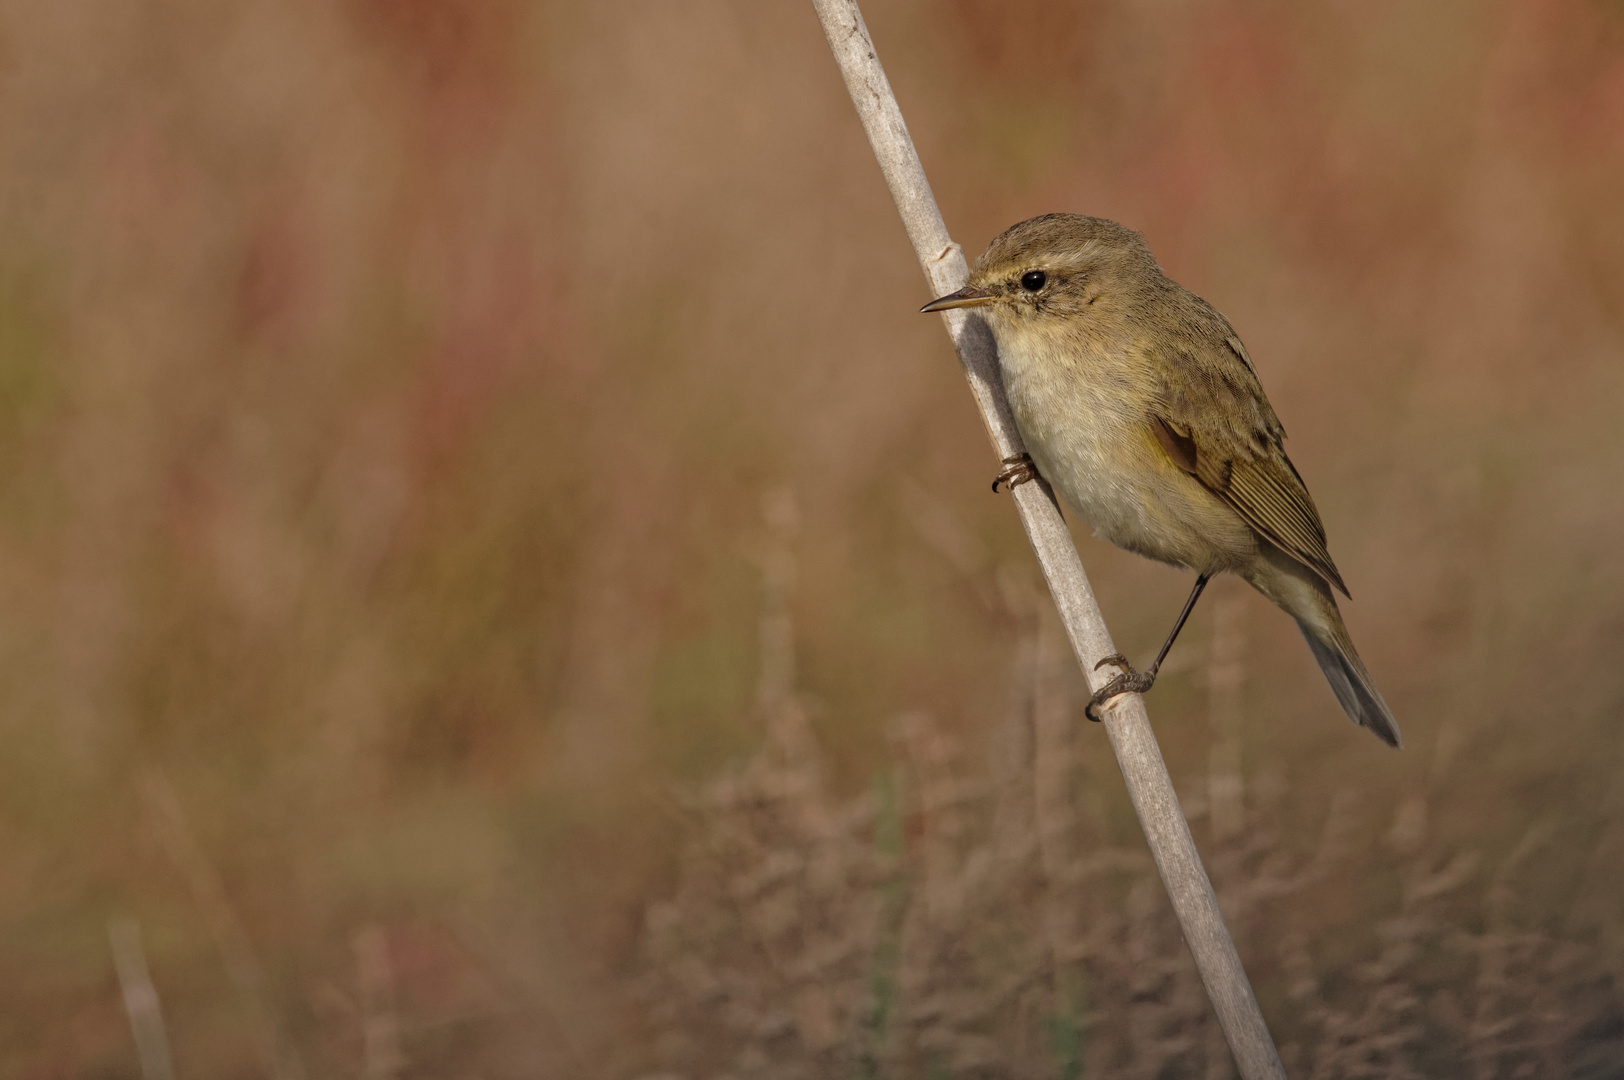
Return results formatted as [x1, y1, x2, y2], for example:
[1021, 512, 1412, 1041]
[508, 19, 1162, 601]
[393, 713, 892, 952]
[808, 2, 1287, 1076]
[108, 917, 178, 1080]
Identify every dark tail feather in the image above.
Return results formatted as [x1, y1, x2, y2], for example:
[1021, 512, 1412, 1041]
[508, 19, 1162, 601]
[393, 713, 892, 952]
[1299, 624, 1402, 748]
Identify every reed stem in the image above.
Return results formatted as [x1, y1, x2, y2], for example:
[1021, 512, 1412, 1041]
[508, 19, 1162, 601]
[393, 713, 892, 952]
[808, 3, 1286, 1075]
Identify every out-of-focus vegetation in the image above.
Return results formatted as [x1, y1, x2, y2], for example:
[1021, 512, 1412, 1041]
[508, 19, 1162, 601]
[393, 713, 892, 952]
[0, 1, 1621, 1076]
[642, 496, 1624, 1078]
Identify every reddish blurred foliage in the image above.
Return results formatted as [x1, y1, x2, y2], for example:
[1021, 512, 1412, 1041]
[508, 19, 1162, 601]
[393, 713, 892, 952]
[0, 0, 1620, 1076]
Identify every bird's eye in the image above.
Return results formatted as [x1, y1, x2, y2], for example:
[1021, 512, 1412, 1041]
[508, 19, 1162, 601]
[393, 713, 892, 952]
[1020, 270, 1047, 292]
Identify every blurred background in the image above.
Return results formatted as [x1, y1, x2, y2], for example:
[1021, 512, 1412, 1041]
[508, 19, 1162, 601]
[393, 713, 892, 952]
[2, 0, 1623, 1076]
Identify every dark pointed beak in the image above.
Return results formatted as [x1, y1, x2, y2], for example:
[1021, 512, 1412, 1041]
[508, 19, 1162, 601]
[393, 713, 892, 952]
[920, 285, 996, 313]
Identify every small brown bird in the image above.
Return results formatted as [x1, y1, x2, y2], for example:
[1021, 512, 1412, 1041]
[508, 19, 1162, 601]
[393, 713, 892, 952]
[923, 214, 1399, 747]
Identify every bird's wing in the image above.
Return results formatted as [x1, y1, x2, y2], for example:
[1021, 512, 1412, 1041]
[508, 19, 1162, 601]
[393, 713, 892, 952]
[1144, 325, 1350, 597]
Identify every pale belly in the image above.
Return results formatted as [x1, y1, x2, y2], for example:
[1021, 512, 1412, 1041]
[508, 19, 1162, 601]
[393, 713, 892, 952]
[995, 335, 1257, 574]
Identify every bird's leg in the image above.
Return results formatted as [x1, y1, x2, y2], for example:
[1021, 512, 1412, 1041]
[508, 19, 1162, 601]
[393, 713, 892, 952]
[991, 453, 1039, 493]
[1086, 573, 1212, 721]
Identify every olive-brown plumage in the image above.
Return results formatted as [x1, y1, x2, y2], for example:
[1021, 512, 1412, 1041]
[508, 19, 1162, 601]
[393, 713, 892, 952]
[924, 214, 1399, 747]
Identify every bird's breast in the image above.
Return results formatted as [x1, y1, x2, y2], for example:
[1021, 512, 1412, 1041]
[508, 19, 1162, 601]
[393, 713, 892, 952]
[991, 322, 1250, 571]
[995, 327, 1150, 508]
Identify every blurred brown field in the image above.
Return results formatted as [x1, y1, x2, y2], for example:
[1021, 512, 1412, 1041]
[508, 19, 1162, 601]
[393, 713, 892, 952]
[1, 0, 1623, 1076]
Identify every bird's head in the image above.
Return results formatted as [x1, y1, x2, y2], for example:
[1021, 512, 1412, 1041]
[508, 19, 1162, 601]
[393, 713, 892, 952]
[921, 214, 1162, 329]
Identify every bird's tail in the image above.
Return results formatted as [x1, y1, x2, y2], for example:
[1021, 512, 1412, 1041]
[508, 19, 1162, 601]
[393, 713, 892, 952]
[1243, 545, 1401, 747]
[1297, 615, 1401, 748]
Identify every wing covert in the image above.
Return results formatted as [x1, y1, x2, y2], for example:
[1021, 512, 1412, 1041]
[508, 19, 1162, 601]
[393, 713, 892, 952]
[1143, 314, 1349, 597]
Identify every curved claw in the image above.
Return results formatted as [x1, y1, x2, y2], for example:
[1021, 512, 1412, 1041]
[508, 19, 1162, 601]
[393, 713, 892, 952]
[991, 453, 1040, 493]
[1093, 653, 1131, 673]
[1084, 665, 1156, 722]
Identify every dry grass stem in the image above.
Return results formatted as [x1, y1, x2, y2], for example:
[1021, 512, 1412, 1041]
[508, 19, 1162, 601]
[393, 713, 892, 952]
[810, 1, 1282, 1073]
[139, 770, 304, 1080]
[108, 917, 177, 1080]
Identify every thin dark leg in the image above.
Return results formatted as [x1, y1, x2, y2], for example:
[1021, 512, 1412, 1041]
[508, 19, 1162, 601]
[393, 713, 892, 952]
[1086, 573, 1212, 721]
[1145, 572, 1211, 681]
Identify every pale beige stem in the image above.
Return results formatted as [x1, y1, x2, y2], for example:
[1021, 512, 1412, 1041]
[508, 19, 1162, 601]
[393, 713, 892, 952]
[109, 917, 177, 1080]
[809, 3, 1286, 1075]
[140, 770, 303, 1080]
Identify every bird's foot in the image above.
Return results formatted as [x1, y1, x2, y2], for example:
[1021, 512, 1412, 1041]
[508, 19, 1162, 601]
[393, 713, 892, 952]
[991, 453, 1039, 493]
[1085, 654, 1156, 722]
